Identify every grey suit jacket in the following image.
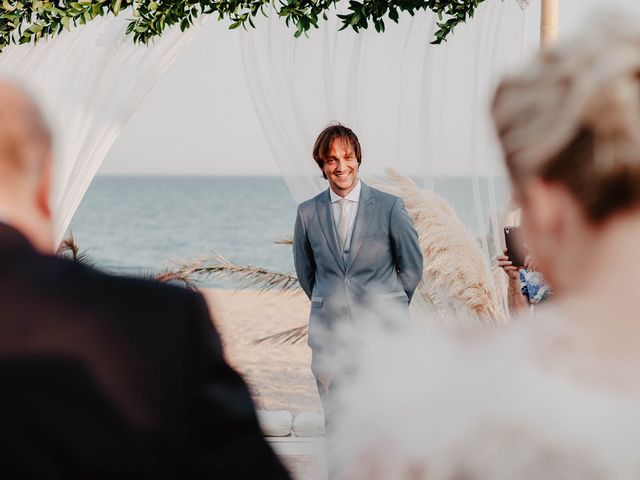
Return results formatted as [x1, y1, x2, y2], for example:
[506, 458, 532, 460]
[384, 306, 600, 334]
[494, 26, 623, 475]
[293, 181, 423, 351]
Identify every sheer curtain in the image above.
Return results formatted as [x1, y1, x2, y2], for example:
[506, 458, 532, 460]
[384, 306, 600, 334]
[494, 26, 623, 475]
[240, 1, 538, 321]
[0, 12, 202, 245]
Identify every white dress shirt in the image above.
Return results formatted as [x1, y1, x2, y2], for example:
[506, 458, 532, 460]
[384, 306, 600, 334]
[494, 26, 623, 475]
[329, 180, 361, 252]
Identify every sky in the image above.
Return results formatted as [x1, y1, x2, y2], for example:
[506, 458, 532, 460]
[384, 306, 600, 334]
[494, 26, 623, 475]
[98, 0, 640, 176]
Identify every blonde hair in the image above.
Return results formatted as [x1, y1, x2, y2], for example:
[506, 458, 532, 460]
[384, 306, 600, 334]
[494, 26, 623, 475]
[492, 16, 640, 222]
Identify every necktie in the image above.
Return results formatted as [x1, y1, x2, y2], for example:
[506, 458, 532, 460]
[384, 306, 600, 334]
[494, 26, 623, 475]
[338, 198, 350, 249]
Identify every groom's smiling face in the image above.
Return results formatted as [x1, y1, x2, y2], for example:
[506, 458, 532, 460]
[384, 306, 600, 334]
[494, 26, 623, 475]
[323, 137, 359, 197]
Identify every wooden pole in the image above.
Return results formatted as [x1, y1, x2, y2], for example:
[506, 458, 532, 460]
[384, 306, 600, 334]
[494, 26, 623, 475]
[540, 0, 559, 48]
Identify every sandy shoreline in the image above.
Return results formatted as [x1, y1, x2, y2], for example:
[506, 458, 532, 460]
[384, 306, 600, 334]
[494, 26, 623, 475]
[201, 288, 322, 415]
[202, 289, 327, 478]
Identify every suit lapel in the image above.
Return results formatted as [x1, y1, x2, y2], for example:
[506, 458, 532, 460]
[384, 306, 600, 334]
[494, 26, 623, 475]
[316, 190, 346, 272]
[345, 182, 376, 273]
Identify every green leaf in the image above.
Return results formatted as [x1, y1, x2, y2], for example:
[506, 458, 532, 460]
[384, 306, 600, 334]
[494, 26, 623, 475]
[0, 0, 488, 48]
[388, 7, 398, 23]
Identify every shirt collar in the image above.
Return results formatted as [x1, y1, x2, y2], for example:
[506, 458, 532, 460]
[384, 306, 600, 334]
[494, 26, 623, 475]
[329, 180, 361, 204]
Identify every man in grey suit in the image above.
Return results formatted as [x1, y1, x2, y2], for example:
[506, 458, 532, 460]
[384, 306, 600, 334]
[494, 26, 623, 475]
[293, 124, 423, 416]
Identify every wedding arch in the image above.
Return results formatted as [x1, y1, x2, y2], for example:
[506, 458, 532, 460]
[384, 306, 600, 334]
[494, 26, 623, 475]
[239, 0, 539, 323]
[0, 0, 559, 322]
[0, 0, 539, 247]
[0, 0, 509, 49]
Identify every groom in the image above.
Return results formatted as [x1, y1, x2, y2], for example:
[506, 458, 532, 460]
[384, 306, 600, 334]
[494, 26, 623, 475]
[293, 124, 423, 416]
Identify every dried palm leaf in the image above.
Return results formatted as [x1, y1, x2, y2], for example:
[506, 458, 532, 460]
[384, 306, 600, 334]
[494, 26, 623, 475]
[153, 269, 199, 290]
[168, 255, 304, 344]
[255, 324, 308, 345]
[171, 254, 301, 294]
[56, 232, 93, 266]
[273, 237, 293, 245]
[369, 169, 507, 326]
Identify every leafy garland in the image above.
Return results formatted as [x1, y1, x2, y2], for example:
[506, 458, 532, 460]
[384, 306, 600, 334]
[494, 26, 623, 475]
[0, 0, 487, 51]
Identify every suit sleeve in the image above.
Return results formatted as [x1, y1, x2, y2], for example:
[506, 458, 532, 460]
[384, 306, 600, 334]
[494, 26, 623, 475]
[185, 291, 290, 479]
[390, 198, 423, 303]
[293, 205, 316, 300]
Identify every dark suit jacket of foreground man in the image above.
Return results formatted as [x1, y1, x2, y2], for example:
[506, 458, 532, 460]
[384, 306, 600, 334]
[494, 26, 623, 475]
[294, 181, 423, 352]
[0, 222, 289, 479]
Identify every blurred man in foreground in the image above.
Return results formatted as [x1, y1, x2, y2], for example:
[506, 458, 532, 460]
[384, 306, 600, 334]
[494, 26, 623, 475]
[0, 80, 289, 479]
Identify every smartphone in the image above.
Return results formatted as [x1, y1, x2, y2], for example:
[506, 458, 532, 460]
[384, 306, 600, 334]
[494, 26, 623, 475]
[504, 226, 526, 267]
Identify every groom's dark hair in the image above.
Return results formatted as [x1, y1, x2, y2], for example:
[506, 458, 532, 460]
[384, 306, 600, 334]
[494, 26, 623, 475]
[313, 123, 362, 179]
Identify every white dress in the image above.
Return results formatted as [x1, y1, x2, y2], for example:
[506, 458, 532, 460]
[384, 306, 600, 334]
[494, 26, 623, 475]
[329, 306, 640, 480]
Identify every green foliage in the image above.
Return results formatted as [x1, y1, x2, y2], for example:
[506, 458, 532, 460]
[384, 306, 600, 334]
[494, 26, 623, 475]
[0, 0, 488, 51]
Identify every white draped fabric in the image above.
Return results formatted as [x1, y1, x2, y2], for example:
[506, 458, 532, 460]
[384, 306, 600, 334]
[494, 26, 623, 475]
[239, 1, 536, 203]
[0, 12, 201, 245]
[240, 1, 538, 321]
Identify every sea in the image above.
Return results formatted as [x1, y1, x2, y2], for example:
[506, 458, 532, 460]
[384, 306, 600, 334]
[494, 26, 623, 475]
[68, 176, 297, 287]
[68, 175, 509, 287]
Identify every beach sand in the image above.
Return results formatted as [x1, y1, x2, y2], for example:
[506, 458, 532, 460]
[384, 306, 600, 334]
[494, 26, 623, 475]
[202, 289, 325, 479]
[202, 288, 321, 414]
